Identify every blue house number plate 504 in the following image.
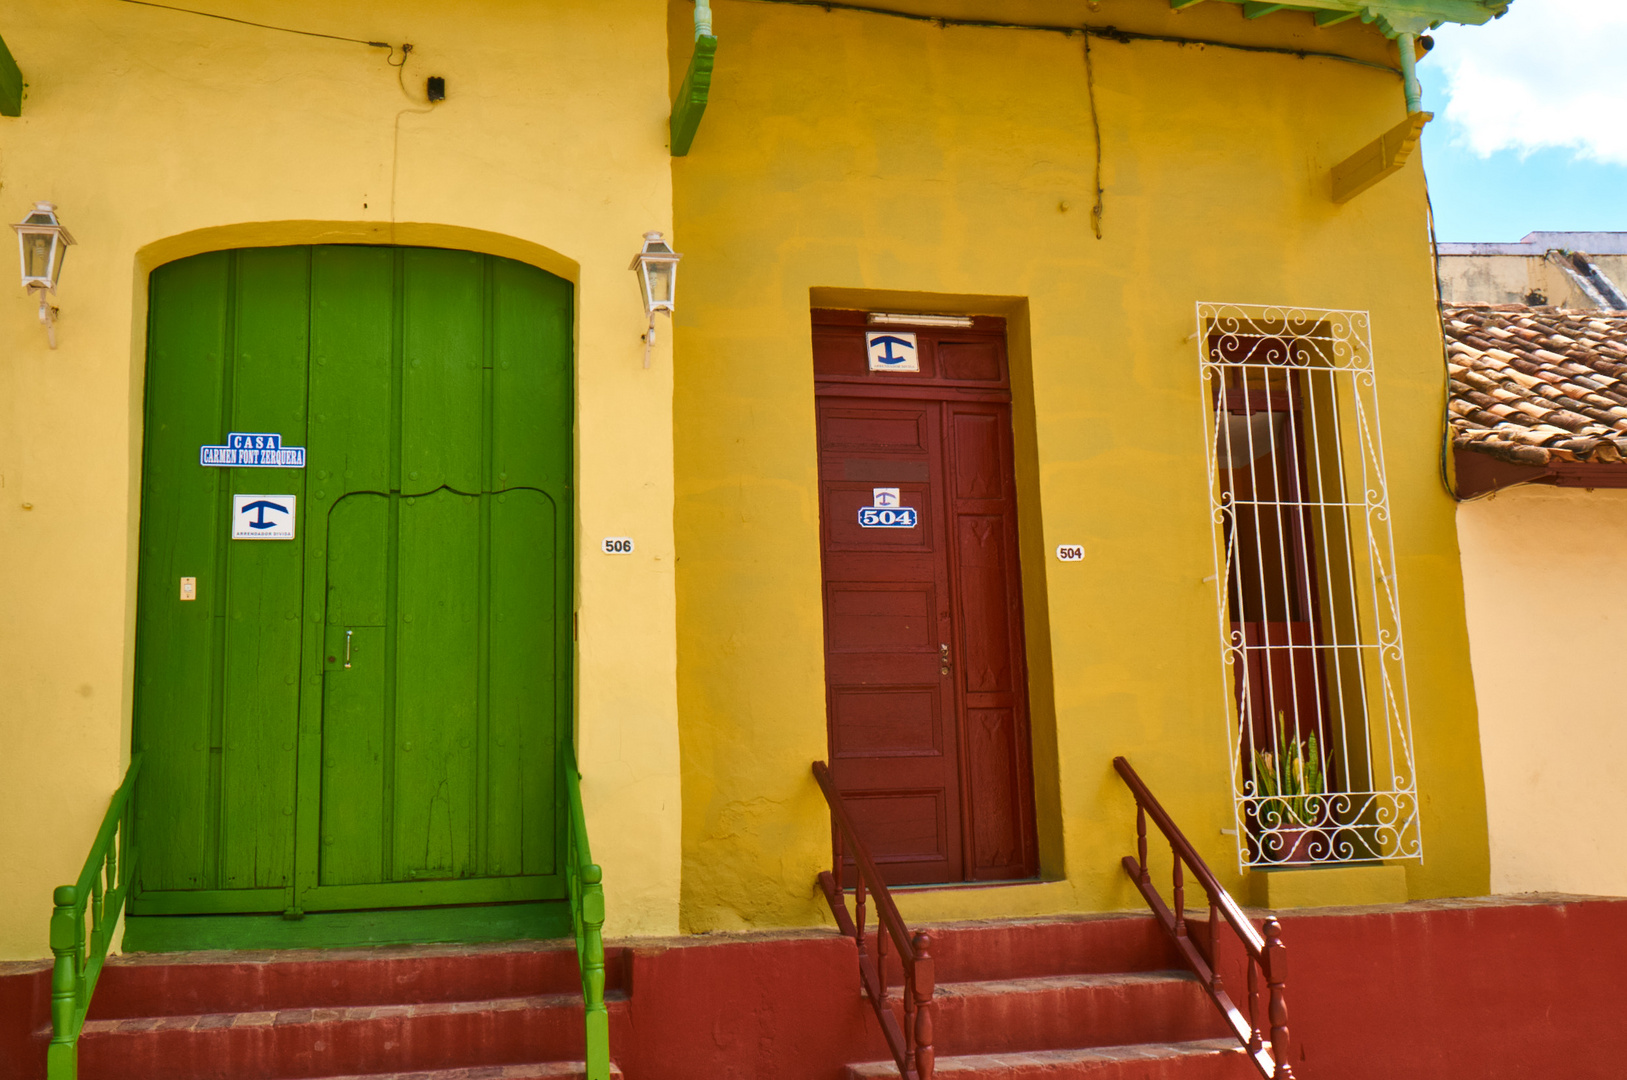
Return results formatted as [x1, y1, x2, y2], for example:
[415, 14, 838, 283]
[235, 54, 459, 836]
[858, 506, 918, 528]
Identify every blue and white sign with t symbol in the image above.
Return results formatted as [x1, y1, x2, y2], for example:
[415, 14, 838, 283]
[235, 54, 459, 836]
[231, 494, 297, 540]
[866, 331, 919, 372]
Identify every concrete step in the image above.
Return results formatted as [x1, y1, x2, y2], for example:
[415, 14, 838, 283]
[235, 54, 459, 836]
[885, 972, 1229, 1057]
[846, 1039, 1256, 1079]
[873, 913, 1182, 985]
[77, 992, 630, 1080]
[88, 940, 628, 1019]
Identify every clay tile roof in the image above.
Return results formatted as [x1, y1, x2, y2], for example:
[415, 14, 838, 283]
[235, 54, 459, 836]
[1445, 304, 1627, 468]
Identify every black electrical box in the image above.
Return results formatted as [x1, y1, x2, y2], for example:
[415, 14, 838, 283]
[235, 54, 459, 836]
[427, 76, 446, 103]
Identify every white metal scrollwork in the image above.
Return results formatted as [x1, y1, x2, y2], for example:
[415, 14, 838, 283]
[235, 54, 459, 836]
[1197, 302, 1421, 870]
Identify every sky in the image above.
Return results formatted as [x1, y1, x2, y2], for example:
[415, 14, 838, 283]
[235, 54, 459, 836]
[1419, 0, 1627, 243]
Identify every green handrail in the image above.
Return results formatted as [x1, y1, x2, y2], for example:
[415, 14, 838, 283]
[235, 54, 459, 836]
[47, 754, 142, 1080]
[563, 742, 609, 1080]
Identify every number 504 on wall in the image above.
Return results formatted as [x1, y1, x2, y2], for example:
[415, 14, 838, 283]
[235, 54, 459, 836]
[1055, 544, 1084, 562]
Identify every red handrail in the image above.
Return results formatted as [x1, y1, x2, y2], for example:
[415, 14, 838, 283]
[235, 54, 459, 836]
[812, 761, 935, 1080]
[1113, 756, 1296, 1079]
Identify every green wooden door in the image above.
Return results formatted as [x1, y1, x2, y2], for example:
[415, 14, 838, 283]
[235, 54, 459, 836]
[131, 245, 573, 917]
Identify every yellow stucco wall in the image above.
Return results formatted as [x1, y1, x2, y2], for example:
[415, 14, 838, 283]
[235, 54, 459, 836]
[1457, 486, 1627, 898]
[0, 0, 682, 959]
[671, 0, 1492, 931]
[0, 0, 1501, 961]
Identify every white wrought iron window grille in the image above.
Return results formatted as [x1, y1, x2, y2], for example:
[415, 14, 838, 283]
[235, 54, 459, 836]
[1197, 303, 1421, 869]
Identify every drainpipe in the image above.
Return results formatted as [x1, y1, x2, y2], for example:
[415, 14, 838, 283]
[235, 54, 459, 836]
[1396, 32, 1423, 114]
[695, 0, 712, 39]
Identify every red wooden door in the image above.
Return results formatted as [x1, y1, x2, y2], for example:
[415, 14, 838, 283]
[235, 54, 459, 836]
[813, 310, 1038, 886]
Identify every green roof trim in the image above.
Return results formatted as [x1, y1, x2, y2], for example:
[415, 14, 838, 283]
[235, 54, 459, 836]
[670, 34, 717, 157]
[1171, 0, 1512, 34]
[0, 31, 22, 117]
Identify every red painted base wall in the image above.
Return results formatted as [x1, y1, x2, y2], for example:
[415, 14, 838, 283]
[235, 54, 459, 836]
[2, 896, 1622, 1079]
[1275, 896, 1627, 1079]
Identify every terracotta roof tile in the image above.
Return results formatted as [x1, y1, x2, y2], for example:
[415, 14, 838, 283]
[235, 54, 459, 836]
[1445, 304, 1627, 468]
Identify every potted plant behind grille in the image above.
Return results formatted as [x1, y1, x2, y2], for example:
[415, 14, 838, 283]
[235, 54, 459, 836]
[1251, 712, 1329, 863]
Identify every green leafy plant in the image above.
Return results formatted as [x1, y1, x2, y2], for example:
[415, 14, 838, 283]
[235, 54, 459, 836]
[1252, 712, 1328, 829]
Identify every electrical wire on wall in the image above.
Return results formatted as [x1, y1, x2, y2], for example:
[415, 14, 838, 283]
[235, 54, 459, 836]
[1082, 33, 1105, 240]
[115, 0, 439, 238]
[117, 0, 395, 51]
[739, 0, 1404, 76]
[730, 0, 1411, 243]
[390, 44, 443, 235]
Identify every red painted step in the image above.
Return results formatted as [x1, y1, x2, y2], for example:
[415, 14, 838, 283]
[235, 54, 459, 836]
[87, 940, 628, 1018]
[61, 941, 626, 1080]
[887, 971, 1228, 1057]
[79, 992, 631, 1080]
[882, 913, 1184, 984]
[846, 1039, 1256, 1080]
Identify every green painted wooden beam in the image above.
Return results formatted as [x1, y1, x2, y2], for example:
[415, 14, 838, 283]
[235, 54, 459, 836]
[1169, 0, 1209, 10]
[0, 31, 23, 117]
[670, 34, 717, 158]
[1314, 9, 1360, 25]
[1243, 3, 1292, 17]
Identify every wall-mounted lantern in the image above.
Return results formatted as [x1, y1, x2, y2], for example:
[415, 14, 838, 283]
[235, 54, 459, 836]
[630, 231, 681, 368]
[12, 201, 75, 349]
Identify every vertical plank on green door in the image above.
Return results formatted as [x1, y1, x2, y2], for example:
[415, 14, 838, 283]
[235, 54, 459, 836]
[218, 247, 310, 891]
[136, 252, 232, 892]
[490, 258, 572, 881]
[394, 489, 481, 880]
[491, 259, 573, 493]
[310, 247, 396, 495]
[489, 489, 558, 877]
[320, 493, 390, 886]
[402, 249, 484, 495]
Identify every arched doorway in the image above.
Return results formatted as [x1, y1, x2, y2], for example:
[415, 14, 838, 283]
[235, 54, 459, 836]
[130, 245, 574, 929]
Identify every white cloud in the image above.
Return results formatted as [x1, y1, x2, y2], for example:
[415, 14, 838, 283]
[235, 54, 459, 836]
[1428, 0, 1627, 164]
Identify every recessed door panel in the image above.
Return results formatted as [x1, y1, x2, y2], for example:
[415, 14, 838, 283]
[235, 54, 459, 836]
[825, 584, 937, 652]
[394, 490, 482, 881]
[490, 488, 561, 878]
[831, 686, 943, 758]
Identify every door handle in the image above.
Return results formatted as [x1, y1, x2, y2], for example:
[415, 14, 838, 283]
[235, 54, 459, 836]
[940, 642, 951, 676]
[344, 629, 354, 669]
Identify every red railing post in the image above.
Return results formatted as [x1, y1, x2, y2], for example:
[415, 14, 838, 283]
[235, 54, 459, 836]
[1265, 919, 1294, 1078]
[1208, 898, 1223, 993]
[1136, 804, 1150, 884]
[1113, 756, 1297, 1080]
[1171, 847, 1186, 937]
[912, 932, 935, 1080]
[812, 761, 940, 1080]
[855, 875, 869, 992]
[1248, 956, 1263, 1054]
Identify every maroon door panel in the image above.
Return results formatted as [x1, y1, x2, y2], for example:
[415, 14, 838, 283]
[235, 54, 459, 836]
[814, 310, 1038, 886]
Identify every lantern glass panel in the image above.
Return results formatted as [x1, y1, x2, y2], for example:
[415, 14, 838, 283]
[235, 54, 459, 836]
[23, 233, 51, 282]
[649, 262, 675, 306]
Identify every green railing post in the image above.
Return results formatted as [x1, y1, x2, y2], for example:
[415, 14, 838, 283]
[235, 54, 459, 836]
[47, 885, 81, 1080]
[563, 746, 610, 1080]
[46, 755, 142, 1080]
[580, 863, 609, 1080]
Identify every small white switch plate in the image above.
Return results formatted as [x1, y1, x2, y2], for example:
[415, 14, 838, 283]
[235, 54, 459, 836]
[180, 576, 197, 601]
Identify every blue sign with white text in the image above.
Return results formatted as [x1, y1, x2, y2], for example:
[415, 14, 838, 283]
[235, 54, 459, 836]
[858, 506, 918, 528]
[201, 432, 306, 468]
